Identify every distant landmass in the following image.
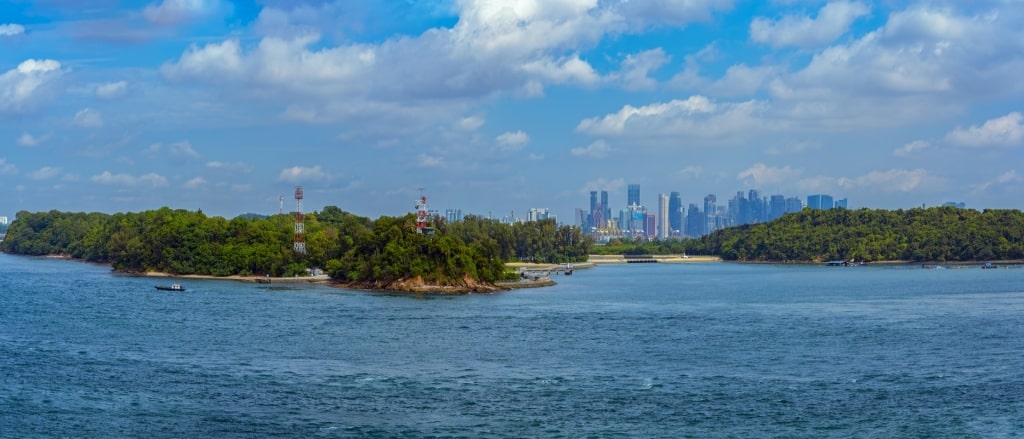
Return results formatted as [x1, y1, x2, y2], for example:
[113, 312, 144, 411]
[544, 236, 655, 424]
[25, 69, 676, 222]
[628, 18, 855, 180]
[0, 206, 591, 293]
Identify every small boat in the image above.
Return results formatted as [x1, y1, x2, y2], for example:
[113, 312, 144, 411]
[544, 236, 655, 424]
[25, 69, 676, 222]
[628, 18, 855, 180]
[155, 283, 186, 291]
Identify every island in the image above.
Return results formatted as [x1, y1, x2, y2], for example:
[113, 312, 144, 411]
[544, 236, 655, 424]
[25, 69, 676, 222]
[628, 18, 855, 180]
[0, 207, 592, 294]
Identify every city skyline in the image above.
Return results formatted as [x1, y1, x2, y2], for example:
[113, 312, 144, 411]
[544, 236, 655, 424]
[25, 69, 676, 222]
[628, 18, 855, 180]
[2, 1, 1022, 222]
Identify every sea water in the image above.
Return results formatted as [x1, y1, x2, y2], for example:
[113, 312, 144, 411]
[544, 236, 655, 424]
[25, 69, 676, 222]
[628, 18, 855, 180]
[2, 253, 1023, 437]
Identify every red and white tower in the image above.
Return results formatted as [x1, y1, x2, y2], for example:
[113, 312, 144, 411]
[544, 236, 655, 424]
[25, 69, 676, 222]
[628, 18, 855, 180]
[293, 186, 306, 254]
[415, 192, 429, 233]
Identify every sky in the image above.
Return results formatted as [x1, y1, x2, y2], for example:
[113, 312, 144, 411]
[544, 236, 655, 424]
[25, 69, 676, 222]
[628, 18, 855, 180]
[1, 0, 1023, 222]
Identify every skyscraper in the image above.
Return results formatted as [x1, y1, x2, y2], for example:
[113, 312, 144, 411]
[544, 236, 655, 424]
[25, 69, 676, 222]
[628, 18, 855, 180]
[658, 193, 669, 239]
[668, 192, 682, 236]
[769, 195, 786, 221]
[601, 190, 610, 229]
[703, 194, 717, 235]
[589, 191, 598, 228]
[628, 184, 640, 207]
[686, 203, 702, 237]
[807, 194, 834, 210]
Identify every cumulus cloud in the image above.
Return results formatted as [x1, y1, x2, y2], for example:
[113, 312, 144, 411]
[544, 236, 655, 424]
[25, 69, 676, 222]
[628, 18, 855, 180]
[677, 166, 703, 179]
[581, 177, 625, 193]
[73, 108, 104, 127]
[0, 23, 25, 36]
[0, 59, 64, 114]
[576, 95, 770, 143]
[278, 165, 327, 182]
[945, 112, 1023, 148]
[416, 154, 443, 168]
[837, 168, 944, 192]
[737, 163, 802, 186]
[0, 158, 17, 175]
[971, 170, 1021, 194]
[95, 81, 128, 99]
[618, 48, 670, 91]
[893, 140, 930, 157]
[143, 0, 224, 25]
[91, 171, 169, 187]
[457, 115, 485, 131]
[751, 1, 871, 49]
[570, 140, 612, 159]
[17, 132, 49, 147]
[29, 166, 63, 180]
[206, 161, 252, 172]
[183, 177, 207, 189]
[495, 130, 530, 152]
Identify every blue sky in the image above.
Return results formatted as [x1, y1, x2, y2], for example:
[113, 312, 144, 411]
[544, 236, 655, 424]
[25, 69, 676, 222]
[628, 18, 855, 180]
[2, 0, 1022, 221]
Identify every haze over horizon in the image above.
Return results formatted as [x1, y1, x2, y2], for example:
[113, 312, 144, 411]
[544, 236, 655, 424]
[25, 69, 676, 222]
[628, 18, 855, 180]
[2, 0, 1022, 221]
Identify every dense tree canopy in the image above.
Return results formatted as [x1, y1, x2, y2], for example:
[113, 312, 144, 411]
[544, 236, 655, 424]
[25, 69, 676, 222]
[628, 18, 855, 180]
[687, 207, 1024, 262]
[589, 207, 1024, 263]
[0, 207, 592, 285]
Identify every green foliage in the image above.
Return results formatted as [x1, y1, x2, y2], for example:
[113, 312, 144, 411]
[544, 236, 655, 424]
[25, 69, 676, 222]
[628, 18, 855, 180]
[685, 207, 1024, 262]
[0, 205, 591, 286]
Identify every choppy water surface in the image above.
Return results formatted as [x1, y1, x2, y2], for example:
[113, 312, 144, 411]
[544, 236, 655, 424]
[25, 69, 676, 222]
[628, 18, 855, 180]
[2, 254, 1023, 437]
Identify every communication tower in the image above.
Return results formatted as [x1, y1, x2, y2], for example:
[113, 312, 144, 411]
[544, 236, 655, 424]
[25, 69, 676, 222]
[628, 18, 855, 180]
[415, 190, 429, 234]
[279, 195, 284, 215]
[293, 186, 306, 254]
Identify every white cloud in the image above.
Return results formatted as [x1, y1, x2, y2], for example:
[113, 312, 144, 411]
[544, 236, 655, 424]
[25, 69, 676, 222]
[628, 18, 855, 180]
[570, 140, 612, 159]
[837, 168, 944, 192]
[74, 108, 104, 127]
[677, 166, 703, 179]
[91, 171, 169, 187]
[576, 95, 770, 143]
[95, 81, 128, 99]
[495, 130, 530, 152]
[893, 140, 930, 157]
[0, 158, 17, 175]
[169, 141, 200, 158]
[0, 59, 64, 114]
[29, 166, 63, 180]
[617, 48, 669, 91]
[737, 163, 802, 186]
[17, 132, 49, 147]
[143, 0, 222, 25]
[0, 23, 25, 36]
[183, 177, 207, 189]
[206, 161, 252, 172]
[751, 1, 871, 49]
[581, 177, 625, 193]
[971, 170, 1021, 194]
[945, 112, 1023, 148]
[277, 165, 327, 182]
[457, 115, 485, 131]
[416, 154, 443, 168]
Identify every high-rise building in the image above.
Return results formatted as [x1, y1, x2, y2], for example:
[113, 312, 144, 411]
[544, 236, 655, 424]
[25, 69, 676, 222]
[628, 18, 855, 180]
[0, 216, 7, 225]
[628, 184, 640, 207]
[645, 213, 657, 238]
[768, 195, 785, 221]
[785, 197, 803, 213]
[834, 198, 848, 209]
[601, 190, 610, 228]
[658, 193, 669, 239]
[748, 189, 764, 223]
[807, 194, 834, 210]
[444, 208, 463, 223]
[528, 208, 550, 222]
[703, 194, 717, 235]
[589, 191, 598, 228]
[685, 204, 702, 237]
[668, 192, 682, 236]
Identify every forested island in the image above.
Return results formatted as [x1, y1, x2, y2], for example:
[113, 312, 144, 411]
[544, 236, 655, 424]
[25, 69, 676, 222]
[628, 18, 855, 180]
[0, 207, 592, 293]
[593, 206, 1024, 263]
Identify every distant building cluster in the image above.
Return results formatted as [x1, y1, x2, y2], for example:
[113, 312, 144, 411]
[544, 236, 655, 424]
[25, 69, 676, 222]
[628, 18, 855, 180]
[576, 185, 849, 240]
[0, 216, 8, 225]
